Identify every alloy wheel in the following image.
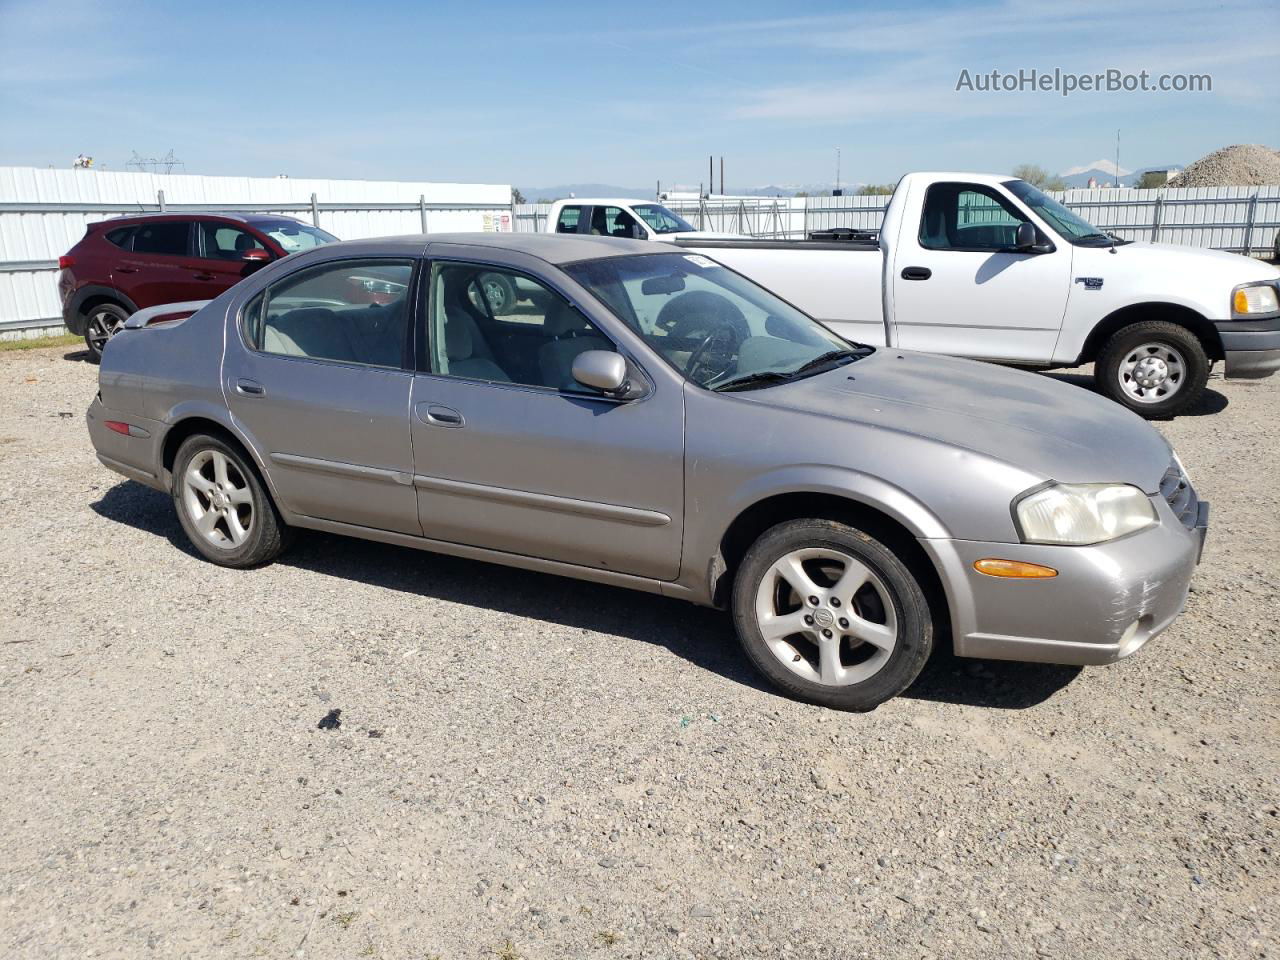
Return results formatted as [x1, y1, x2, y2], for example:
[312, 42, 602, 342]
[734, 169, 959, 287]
[753, 547, 899, 686]
[86, 309, 125, 354]
[182, 449, 254, 548]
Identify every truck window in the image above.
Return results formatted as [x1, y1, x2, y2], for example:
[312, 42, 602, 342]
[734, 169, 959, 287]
[590, 206, 640, 238]
[555, 206, 583, 233]
[919, 183, 1028, 252]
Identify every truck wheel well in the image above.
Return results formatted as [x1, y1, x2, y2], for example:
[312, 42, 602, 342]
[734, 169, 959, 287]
[1079, 303, 1221, 363]
[713, 493, 951, 649]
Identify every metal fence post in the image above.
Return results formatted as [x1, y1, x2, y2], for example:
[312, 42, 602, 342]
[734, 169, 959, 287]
[802, 198, 809, 239]
[1241, 194, 1258, 256]
[310, 193, 320, 227]
[1150, 195, 1163, 243]
[419, 195, 428, 233]
[157, 189, 165, 212]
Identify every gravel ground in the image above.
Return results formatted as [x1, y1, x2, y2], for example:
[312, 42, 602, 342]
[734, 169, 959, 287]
[1, 346, 1276, 960]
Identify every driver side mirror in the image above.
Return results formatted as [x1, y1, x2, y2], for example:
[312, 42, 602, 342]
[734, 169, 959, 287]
[242, 248, 271, 268]
[572, 350, 628, 395]
[1014, 222, 1037, 251]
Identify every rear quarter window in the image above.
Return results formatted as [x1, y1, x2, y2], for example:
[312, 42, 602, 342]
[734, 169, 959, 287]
[104, 227, 134, 249]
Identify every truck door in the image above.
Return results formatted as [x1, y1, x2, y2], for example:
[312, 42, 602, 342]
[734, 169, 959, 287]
[890, 181, 1069, 363]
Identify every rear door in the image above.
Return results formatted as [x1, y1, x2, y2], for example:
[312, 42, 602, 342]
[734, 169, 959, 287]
[890, 181, 1070, 362]
[114, 219, 208, 306]
[225, 256, 421, 535]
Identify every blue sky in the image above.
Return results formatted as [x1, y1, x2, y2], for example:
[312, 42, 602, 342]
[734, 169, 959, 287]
[1, 0, 1276, 189]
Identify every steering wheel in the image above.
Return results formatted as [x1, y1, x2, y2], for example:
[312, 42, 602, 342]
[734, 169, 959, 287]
[685, 324, 739, 383]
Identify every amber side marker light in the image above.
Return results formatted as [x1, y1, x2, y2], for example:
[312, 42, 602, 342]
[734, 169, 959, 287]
[1233, 289, 1249, 314]
[974, 558, 1058, 579]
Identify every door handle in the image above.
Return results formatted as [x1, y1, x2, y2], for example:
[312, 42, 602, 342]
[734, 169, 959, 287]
[901, 266, 932, 281]
[415, 402, 463, 427]
[116, 266, 138, 274]
[235, 378, 265, 397]
[194, 272, 215, 280]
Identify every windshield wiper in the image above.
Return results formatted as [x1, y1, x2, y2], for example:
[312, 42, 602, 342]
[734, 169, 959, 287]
[713, 371, 794, 393]
[713, 349, 868, 393]
[790, 348, 866, 376]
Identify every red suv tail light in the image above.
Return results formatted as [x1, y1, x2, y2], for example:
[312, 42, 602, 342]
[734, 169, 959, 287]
[58, 255, 75, 269]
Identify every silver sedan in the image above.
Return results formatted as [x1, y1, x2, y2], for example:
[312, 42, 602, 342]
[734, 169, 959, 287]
[86, 233, 1208, 710]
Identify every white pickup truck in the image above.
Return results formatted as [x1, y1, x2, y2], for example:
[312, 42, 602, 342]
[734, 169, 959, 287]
[552, 176, 1280, 418]
[544, 197, 728, 241]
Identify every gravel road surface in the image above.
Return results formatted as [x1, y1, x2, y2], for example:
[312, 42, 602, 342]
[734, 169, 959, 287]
[1, 345, 1275, 959]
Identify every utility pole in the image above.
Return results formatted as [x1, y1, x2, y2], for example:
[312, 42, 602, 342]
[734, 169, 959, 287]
[708, 155, 714, 197]
[720, 156, 724, 196]
[835, 147, 842, 194]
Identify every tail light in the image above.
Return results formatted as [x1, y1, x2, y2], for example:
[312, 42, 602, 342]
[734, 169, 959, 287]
[58, 255, 75, 269]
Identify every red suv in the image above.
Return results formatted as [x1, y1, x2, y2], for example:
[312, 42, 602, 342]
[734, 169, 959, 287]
[58, 213, 338, 360]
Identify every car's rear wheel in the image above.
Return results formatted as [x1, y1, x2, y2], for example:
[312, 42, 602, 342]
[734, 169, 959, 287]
[732, 519, 932, 711]
[172, 434, 289, 568]
[83, 302, 129, 362]
[1095, 320, 1209, 418]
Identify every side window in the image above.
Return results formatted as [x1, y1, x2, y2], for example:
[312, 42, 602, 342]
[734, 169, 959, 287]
[105, 227, 134, 249]
[199, 222, 266, 261]
[131, 221, 190, 256]
[252, 258, 414, 369]
[590, 206, 639, 238]
[919, 184, 1028, 251]
[429, 262, 614, 392]
[555, 206, 583, 233]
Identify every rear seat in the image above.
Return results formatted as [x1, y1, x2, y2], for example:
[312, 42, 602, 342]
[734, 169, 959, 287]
[263, 303, 404, 367]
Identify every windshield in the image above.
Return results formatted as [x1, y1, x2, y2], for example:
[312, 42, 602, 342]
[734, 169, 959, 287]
[632, 204, 695, 234]
[257, 221, 338, 253]
[563, 252, 866, 390]
[1002, 180, 1118, 246]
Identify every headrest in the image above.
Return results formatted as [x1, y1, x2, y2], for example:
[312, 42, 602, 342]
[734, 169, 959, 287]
[544, 300, 588, 337]
[445, 318, 473, 360]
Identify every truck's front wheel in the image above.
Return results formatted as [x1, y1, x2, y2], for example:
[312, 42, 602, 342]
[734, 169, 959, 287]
[1095, 320, 1209, 419]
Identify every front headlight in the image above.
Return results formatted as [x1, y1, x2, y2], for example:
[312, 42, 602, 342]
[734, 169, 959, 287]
[1014, 483, 1157, 545]
[1232, 281, 1279, 316]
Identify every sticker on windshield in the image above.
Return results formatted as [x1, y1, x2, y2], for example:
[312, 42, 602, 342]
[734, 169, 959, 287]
[683, 255, 715, 268]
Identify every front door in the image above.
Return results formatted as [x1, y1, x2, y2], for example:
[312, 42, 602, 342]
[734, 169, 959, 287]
[225, 257, 420, 535]
[891, 181, 1070, 363]
[192, 220, 273, 297]
[409, 259, 684, 581]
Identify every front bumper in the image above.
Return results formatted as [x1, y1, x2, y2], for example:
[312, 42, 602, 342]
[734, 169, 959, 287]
[920, 493, 1207, 666]
[1216, 316, 1280, 379]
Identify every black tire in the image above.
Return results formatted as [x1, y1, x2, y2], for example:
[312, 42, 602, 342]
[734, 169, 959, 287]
[732, 519, 933, 711]
[82, 302, 130, 363]
[172, 434, 290, 568]
[1095, 320, 1209, 419]
[475, 272, 518, 315]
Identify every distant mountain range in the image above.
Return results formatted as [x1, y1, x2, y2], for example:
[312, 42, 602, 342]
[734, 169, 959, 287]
[1058, 163, 1182, 188]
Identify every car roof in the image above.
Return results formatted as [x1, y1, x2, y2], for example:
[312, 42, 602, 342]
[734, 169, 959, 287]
[96, 212, 311, 226]
[314, 232, 674, 265]
[551, 198, 656, 207]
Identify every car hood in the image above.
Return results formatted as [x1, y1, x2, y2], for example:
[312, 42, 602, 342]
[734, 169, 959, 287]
[740, 350, 1173, 492]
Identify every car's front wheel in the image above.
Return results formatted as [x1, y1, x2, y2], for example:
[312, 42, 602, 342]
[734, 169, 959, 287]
[83, 302, 129, 362]
[172, 434, 289, 568]
[732, 519, 933, 711]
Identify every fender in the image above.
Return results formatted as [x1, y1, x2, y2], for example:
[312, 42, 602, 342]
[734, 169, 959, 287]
[65, 285, 139, 334]
[157, 401, 295, 522]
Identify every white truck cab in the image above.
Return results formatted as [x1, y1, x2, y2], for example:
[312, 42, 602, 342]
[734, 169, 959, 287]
[681, 172, 1280, 418]
[544, 198, 731, 241]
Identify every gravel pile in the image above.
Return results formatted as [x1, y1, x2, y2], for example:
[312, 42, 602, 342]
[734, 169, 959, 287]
[1168, 144, 1280, 187]
[1, 346, 1277, 959]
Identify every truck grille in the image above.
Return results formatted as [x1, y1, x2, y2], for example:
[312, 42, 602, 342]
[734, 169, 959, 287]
[1159, 460, 1198, 529]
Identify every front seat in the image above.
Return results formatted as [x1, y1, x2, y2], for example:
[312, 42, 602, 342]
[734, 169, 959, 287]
[443, 313, 509, 381]
[537, 300, 611, 390]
